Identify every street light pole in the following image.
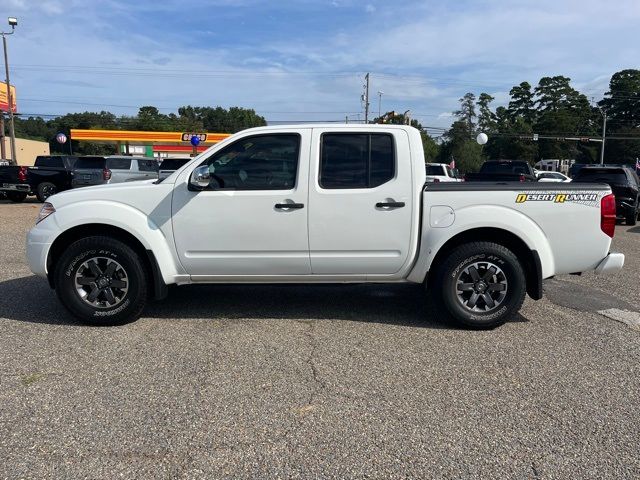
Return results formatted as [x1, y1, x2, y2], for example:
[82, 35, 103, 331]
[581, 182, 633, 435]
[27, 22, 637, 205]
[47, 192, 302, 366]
[1, 17, 17, 165]
[598, 108, 607, 165]
[377, 91, 384, 119]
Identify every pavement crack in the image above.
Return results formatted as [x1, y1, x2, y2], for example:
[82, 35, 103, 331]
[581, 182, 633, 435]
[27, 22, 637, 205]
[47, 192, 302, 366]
[296, 319, 326, 407]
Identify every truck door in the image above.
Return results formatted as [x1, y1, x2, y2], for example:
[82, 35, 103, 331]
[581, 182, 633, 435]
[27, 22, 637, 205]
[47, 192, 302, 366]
[172, 130, 311, 276]
[308, 129, 413, 275]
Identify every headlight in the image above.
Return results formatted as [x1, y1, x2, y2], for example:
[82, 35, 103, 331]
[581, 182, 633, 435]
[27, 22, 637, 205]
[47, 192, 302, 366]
[36, 202, 56, 224]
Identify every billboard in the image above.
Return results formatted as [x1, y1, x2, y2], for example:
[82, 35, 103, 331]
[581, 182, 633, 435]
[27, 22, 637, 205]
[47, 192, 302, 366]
[0, 83, 17, 113]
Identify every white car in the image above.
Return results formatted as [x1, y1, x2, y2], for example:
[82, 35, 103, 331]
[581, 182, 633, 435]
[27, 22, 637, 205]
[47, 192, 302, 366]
[537, 171, 571, 183]
[425, 163, 461, 182]
[27, 124, 623, 329]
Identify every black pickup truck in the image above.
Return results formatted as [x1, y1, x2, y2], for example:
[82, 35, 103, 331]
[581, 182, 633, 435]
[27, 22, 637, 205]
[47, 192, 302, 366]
[0, 155, 78, 202]
[465, 160, 538, 182]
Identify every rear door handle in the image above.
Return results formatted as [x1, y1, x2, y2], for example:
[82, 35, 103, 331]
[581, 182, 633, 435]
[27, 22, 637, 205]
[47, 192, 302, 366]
[376, 201, 405, 208]
[275, 203, 304, 210]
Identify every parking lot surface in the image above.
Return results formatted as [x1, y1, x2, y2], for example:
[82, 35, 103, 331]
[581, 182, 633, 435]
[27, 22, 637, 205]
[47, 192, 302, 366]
[1, 200, 639, 479]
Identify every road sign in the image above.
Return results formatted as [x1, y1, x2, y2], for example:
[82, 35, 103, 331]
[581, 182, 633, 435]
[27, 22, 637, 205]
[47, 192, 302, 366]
[533, 133, 539, 141]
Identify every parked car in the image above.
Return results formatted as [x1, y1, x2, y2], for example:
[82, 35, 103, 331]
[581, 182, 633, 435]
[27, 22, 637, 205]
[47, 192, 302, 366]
[572, 166, 640, 225]
[27, 125, 624, 328]
[0, 155, 78, 202]
[465, 160, 538, 182]
[425, 163, 462, 183]
[158, 157, 191, 181]
[72, 156, 159, 187]
[537, 171, 571, 183]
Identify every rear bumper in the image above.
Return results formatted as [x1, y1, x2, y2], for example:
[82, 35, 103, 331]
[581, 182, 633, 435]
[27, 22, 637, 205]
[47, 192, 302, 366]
[0, 183, 30, 192]
[594, 252, 625, 275]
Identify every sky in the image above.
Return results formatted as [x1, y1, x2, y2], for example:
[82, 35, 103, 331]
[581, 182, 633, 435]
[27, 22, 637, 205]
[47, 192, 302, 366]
[4, 0, 640, 133]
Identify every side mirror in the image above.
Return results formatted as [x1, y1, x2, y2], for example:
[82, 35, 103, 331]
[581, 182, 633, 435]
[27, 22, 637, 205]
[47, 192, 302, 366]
[189, 165, 210, 189]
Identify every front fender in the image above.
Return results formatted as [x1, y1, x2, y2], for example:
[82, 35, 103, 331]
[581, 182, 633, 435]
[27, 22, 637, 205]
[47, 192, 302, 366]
[49, 201, 185, 284]
[407, 205, 555, 283]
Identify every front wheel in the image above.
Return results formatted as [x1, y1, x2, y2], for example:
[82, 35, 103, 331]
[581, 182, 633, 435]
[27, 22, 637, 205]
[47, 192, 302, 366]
[433, 241, 526, 329]
[54, 236, 148, 326]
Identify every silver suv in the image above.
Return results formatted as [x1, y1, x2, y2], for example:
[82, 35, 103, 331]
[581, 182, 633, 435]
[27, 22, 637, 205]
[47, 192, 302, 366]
[72, 156, 159, 187]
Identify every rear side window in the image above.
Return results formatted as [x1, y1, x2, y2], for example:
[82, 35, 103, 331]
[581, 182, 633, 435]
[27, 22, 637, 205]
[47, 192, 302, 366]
[481, 162, 529, 174]
[138, 159, 159, 172]
[320, 133, 395, 189]
[107, 158, 132, 170]
[35, 157, 63, 168]
[75, 157, 106, 169]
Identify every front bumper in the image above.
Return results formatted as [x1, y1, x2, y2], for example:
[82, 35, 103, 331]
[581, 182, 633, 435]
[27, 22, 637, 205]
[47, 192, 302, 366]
[595, 252, 625, 275]
[26, 217, 60, 279]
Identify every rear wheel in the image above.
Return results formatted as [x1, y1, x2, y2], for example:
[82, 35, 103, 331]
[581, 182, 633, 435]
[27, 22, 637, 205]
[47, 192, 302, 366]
[6, 191, 27, 203]
[627, 212, 637, 226]
[434, 241, 526, 329]
[36, 182, 57, 202]
[54, 236, 148, 326]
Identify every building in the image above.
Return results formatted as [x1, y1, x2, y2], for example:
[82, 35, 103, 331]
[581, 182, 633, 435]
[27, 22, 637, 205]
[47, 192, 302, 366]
[70, 129, 231, 159]
[1, 137, 50, 166]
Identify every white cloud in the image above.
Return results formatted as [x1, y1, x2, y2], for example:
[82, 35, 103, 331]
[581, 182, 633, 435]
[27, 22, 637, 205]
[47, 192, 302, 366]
[365, 4, 376, 13]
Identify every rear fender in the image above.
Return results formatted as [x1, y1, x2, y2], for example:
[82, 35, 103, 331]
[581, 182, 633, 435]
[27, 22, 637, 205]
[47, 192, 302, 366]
[407, 205, 555, 283]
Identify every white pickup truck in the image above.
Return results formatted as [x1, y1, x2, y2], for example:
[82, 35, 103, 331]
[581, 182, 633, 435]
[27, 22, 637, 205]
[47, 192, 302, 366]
[27, 125, 624, 328]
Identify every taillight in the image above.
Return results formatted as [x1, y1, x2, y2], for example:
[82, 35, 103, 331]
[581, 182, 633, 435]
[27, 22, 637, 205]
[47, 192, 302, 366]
[519, 174, 526, 182]
[103, 168, 112, 181]
[18, 166, 27, 182]
[600, 193, 616, 238]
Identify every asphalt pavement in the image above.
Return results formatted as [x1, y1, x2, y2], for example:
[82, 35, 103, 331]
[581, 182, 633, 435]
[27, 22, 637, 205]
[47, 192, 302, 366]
[1, 199, 639, 479]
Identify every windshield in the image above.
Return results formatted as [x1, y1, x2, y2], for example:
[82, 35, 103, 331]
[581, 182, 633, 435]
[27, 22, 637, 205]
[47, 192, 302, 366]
[160, 158, 190, 170]
[74, 157, 106, 169]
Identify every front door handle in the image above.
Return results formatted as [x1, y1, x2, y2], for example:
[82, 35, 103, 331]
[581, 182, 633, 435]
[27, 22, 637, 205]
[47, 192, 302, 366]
[275, 202, 304, 210]
[376, 201, 405, 208]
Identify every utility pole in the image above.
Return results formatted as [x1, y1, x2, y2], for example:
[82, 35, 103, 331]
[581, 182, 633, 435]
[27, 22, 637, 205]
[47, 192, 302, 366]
[598, 108, 607, 165]
[0, 113, 5, 159]
[2, 18, 18, 165]
[363, 73, 370, 123]
[377, 91, 384, 119]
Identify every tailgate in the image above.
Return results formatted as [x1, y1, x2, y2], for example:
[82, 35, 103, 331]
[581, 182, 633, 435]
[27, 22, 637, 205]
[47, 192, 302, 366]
[0, 166, 21, 185]
[73, 168, 104, 185]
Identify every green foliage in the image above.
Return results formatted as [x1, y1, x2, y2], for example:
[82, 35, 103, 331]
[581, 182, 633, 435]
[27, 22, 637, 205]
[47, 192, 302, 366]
[442, 69, 640, 170]
[373, 112, 440, 162]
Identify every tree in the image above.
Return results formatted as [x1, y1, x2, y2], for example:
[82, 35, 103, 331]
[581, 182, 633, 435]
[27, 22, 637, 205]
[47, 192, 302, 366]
[508, 82, 535, 124]
[534, 76, 575, 112]
[599, 69, 640, 130]
[177, 106, 266, 133]
[455, 92, 476, 132]
[438, 119, 484, 172]
[373, 112, 440, 161]
[477, 93, 497, 132]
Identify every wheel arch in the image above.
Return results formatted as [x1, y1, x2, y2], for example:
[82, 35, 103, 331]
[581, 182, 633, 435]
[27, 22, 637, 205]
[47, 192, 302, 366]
[47, 223, 168, 300]
[426, 227, 543, 300]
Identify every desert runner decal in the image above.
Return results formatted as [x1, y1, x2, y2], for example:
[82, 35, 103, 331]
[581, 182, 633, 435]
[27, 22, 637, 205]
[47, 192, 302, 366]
[516, 191, 601, 207]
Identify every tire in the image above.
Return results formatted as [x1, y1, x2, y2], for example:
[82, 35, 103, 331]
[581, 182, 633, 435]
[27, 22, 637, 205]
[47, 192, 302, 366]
[6, 191, 27, 203]
[36, 182, 57, 202]
[433, 241, 526, 329]
[54, 236, 148, 326]
[627, 212, 637, 226]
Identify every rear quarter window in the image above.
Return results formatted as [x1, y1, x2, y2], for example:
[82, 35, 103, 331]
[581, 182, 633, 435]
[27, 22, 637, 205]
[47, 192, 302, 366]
[138, 159, 159, 172]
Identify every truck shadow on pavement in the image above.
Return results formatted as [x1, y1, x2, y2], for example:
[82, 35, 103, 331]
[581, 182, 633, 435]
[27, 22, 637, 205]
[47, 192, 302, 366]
[0, 275, 528, 329]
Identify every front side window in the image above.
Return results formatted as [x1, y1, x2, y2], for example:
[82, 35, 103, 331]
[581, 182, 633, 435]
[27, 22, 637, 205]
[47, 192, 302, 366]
[320, 133, 395, 189]
[201, 134, 300, 190]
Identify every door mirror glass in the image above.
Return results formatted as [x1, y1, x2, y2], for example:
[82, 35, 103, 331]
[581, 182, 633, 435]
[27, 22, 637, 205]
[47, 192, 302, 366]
[190, 165, 211, 189]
